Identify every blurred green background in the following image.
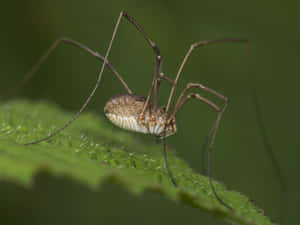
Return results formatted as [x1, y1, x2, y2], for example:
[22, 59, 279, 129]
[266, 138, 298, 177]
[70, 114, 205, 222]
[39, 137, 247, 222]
[1, 0, 299, 224]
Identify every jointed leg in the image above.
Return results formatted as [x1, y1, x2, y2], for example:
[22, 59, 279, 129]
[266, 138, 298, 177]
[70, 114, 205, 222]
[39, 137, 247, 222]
[158, 73, 175, 85]
[163, 137, 177, 186]
[207, 103, 232, 209]
[162, 38, 247, 208]
[0, 37, 132, 99]
[22, 11, 164, 145]
[169, 81, 231, 209]
[154, 72, 175, 109]
[247, 46, 286, 223]
[23, 12, 126, 145]
[171, 82, 228, 174]
[122, 11, 162, 113]
[166, 38, 284, 212]
[171, 82, 228, 175]
[166, 38, 248, 112]
[153, 72, 178, 187]
[170, 82, 228, 118]
[165, 39, 246, 176]
[172, 93, 221, 116]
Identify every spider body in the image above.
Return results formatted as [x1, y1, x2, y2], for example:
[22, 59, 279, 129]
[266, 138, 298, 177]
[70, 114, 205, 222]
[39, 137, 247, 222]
[104, 94, 177, 138]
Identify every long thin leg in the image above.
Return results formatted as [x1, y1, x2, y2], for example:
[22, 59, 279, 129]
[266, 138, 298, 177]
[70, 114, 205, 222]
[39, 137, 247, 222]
[168, 89, 232, 209]
[173, 92, 231, 209]
[121, 11, 162, 113]
[22, 11, 163, 145]
[165, 40, 246, 176]
[170, 82, 227, 118]
[165, 38, 248, 112]
[154, 72, 175, 108]
[163, 137, 177, 186]
[168, 79, 232, 209]
[207, 46, 286, 216]
[171, 82, 228, 175]
[158, 73, 175, 85]
[166, 39, 285, 214]
[0, 37, 132, 99]
[24, 11, 126, 145]
[172, 93, 221, 116]
[207, 103, 232, 209]
[247, 46, 286, 223]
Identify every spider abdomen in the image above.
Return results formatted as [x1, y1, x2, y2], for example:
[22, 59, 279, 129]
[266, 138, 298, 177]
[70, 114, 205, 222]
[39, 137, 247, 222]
[104, 94, 177, 137]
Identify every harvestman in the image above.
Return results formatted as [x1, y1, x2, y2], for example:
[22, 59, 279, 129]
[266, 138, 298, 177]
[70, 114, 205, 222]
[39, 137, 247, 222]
[1, 11, 285, 212]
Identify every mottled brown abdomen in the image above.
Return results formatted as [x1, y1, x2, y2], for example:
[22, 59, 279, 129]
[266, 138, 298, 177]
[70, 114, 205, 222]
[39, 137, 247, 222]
[104, 94, 177, 137]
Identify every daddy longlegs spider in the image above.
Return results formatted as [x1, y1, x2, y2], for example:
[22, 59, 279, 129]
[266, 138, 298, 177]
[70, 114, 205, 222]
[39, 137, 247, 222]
[1, 10, 285, 216]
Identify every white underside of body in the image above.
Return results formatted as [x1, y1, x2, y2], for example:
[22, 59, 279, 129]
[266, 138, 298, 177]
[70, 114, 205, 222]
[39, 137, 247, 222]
[105, 113, 164, 135]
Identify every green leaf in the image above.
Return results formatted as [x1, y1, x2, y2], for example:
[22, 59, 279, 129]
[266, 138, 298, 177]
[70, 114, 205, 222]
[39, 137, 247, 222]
[0, 100, 275, 225]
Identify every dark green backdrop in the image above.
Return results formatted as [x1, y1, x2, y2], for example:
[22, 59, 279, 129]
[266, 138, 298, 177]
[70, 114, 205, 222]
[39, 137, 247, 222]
[1, 1, 299, 225]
